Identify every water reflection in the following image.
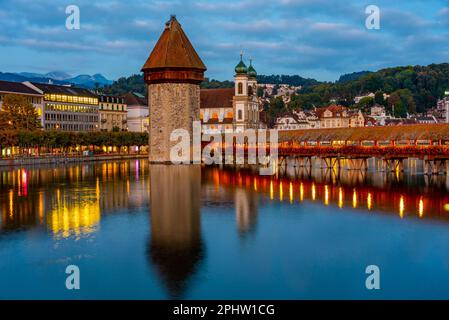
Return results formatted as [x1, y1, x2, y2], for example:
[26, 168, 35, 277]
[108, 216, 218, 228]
[213, 162, 449, 220]
[0, 161, 149, 237]
[2, 160, 449, 237]
[2, 160, 449, 298]
[148, 165, 203, 299]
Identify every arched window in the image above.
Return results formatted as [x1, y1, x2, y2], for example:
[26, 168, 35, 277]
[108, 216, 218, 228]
[238, 82, 243, 95]
[238, 109, 243, 120]
[248, 86, 253, 96]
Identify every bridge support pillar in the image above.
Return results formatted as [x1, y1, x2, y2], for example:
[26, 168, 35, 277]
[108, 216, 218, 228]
[348, 158, 368, 171]
[320, 157, 341, 171]
[425, 159, 448, 175]
[383, 158, 404, 173]
[297, 157, 312, 169]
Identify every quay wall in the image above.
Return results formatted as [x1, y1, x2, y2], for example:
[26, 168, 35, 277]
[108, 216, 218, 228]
[0, 154, 148, 167]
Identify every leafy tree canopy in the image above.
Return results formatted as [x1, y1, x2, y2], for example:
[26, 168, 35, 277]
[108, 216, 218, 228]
[0, 94, 41, 130]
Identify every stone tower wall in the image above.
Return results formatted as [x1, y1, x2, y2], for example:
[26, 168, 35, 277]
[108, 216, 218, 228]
[148, 82, 200, 163]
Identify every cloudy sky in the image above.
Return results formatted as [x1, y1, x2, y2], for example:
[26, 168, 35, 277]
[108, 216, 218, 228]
[0, 0, 448, 82]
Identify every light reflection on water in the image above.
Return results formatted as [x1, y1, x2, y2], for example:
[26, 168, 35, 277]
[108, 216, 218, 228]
[1, 159, 449, 299]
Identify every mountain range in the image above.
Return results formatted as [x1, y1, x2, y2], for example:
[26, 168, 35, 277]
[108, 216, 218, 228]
[0, 71, 113, 89]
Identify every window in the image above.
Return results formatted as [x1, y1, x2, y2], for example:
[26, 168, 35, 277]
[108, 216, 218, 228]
[238, 110, 243, 120]
[238, 82, 243, 95]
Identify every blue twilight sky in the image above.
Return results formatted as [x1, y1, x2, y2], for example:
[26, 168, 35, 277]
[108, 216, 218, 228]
[0, 0, 448, 82]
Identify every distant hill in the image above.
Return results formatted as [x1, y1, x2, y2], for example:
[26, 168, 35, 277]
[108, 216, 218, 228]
[99, 75, 234, 96]
[99, 74, 320, 96]
[257, 74, 320, 87]
[0, 71, 112, 89]
[0, 72, 69, 85]
[67, 74, 112, 88]
[337, 71, 372, 83]
[297, 63, 449, 114]
[100, 74, 146, 96]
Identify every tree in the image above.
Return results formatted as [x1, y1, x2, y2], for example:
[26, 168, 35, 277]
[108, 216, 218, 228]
[357, 96, 374, 112]
[388, 89, 416, 117]
[374, 91, 385, 105]
[257, 86, 264, 98]
[268, 96, 285, 118]
[1, 94, 41, 130]
[288, 94, 301, 110]
[0, 112, 10, 128]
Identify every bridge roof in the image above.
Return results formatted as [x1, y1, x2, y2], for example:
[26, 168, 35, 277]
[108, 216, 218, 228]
[278, 124, 449, 142]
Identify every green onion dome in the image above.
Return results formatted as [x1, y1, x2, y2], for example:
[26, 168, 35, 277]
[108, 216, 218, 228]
[247, 59, 257, 79]
[235, 53, 248, 75]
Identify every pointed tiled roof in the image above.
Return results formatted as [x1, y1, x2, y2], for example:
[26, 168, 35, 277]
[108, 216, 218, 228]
[142, 16, 206, 71]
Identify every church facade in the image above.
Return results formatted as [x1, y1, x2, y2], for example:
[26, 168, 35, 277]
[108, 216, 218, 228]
[200, 53, 260, 133]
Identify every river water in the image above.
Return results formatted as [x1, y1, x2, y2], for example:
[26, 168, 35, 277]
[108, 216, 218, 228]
[1, 159, 449, 299]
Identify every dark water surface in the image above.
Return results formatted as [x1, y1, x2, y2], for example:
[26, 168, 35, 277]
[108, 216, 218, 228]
[1, 159, 449, 299]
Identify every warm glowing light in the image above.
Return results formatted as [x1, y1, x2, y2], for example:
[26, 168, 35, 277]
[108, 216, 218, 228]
[270, 181, 274, 200]
[279, 182, 283, 201]
[324, 185, 329, 206]
[289, 182, 293, 203]
[419, 197, 424, 218]
[21, 169, 28, 196]
[352, 189, 357, 208]
[311, 183, 316, 200]
[367, 193, 372, 210]
[9, 190, 14, 217]
[254, 178, 257, 191]
[338, 187, 343, 208]
[48, 199, 100, 239]
[399, 195, 405, 218]
[444, 204, 449, 211]
[39, 192, 44, 224]
[299, 183, 304, 202]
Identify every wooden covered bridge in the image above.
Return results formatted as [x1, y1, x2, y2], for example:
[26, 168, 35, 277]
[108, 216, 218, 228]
[275, 123, 449, 174]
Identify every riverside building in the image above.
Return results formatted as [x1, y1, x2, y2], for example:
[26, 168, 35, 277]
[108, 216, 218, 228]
[98, 95, 127, 131]
[23, 82, 100, 131]
[0, 80, 44, 126]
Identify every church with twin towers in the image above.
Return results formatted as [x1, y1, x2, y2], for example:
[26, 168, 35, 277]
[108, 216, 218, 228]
[142, 15, 261, 163]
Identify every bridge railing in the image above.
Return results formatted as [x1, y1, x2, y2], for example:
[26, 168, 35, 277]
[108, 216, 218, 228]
[277, 145, 449, 158]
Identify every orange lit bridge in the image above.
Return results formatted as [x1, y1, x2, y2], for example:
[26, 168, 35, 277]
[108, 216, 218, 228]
[275, 124, 449, 175]
[208, 124, 449, 175]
